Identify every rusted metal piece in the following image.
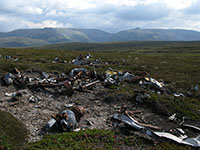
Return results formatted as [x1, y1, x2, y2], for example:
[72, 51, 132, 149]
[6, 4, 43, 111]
[14, 67, 21, 74]
[28, 81, 74, 96]
[81, 80, 100, 89]
[138, 122, 160, 130]
[63, 81, 74, 96]
[71, 106, 85, 122]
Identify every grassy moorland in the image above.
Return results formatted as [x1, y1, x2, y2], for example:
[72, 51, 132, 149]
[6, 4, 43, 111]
[0, 41, 200, 149]
[1, 41, 200, 91]
[24, 129, 191, 150]
[0, 110, 28, 150]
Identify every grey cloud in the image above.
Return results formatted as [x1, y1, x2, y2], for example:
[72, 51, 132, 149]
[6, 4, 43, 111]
[0, 0, 200, 33]
[0, 0, 44, 18]
[72, 2, 169, 21]
[183, 1, 200, 14]
[0, 16, 25, 32]
[59, 2, 171, 33]
[114, 2, 171, 21]
[74, 4, 115, 15]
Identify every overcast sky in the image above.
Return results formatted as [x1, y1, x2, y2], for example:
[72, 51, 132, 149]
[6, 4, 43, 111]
[0, 0, 200, 33]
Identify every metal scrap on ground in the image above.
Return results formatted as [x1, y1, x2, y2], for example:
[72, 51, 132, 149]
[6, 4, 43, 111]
[45, 106, 85, 132]
[2, 65, 200, 147]
[113, 109, 200, 148]
[3, 67, 195, 100]
[3, 67, 99, 97]
[72, 54, 91, 65]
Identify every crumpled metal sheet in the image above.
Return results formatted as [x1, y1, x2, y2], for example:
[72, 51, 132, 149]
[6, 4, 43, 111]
[46, 109, 77, 132]
[4, 73, 15, 85]
[184, 137, 200, 147]
[119, 72, 135, 82]
[42, 72, 49, 79]
[173, 93, 185, 97]
[104, 70, 135, 86]
[72, 59, 89, 65]
[72, 54, 91, 65]
[45, 118, 57, 130]
[142, 77, 164, 88]
[153, 132, 200, 147]
[182, 124, 200, 132]
[113, 113, 200, 147]
[153, 132, 194, 146]
[113, 113, 145, 131]
[69, 68, 87, 76]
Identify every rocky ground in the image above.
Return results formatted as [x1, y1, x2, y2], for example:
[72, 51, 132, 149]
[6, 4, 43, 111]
[0, 70, 199, 146]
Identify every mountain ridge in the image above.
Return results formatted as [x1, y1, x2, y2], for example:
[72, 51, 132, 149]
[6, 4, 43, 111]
[0, 28, 200, 47]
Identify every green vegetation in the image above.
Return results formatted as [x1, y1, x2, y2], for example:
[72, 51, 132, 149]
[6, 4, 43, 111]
[0, 41, 200, 149]
[38, 41, 200, 52]
[147, 94, 200, 120]
[24, 129, 191, 150]
[0, 110, 28, 150]
[0, 41, 200, 117]
[1, 28, 200, 47]
[0, 37, 49, 47]
[25, 129, 115, 150]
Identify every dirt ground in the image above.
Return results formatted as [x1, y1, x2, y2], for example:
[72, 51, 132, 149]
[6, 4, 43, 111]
[0, 70, 199, 144]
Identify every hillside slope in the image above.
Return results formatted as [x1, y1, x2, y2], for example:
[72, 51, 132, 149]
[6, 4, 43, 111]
[0, 28, 200, 47]
[110, 29, 200, 41]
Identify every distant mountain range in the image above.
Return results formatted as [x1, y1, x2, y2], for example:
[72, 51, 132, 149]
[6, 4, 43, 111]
[0, 28, 200, 47]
